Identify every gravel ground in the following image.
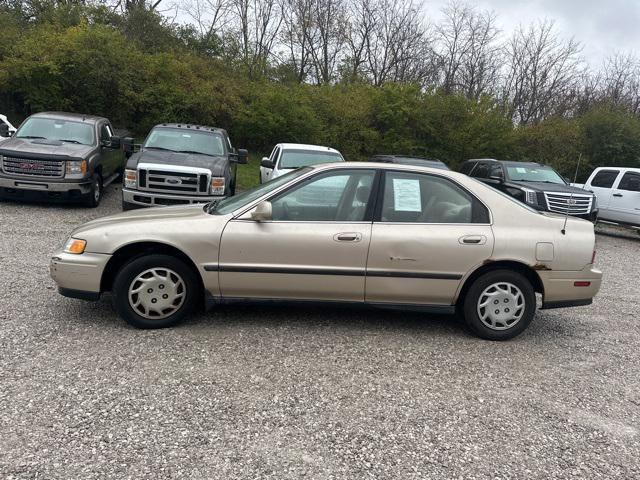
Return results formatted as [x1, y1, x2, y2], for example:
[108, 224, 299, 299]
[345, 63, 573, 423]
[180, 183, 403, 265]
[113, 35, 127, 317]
[1, 185, 639, 479]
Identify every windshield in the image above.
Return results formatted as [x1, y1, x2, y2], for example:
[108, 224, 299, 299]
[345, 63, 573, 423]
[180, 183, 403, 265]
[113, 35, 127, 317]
[280, 149, 343, 169]
[506, 165, 566, 184]
[15, 117, 95, 145]
[209, 168, 311, 215]
[144, 128, 225, 156]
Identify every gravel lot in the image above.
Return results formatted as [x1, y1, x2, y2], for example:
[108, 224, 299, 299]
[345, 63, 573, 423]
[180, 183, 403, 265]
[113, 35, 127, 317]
[1, 185, 639, 479]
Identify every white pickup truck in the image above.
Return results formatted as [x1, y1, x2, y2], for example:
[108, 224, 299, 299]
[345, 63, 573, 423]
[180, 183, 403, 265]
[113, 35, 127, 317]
[0, 114, 17, 142]
[573, 167, 640, 230]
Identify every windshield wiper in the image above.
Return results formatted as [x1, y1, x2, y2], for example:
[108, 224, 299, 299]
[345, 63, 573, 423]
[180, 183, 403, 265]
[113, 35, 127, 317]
[17, 135, 46, 140]
[205, 199, 221, 214]
[145, 146, 177, 152]
[60, 139, 82, 144]
[175, 150, 210, 155]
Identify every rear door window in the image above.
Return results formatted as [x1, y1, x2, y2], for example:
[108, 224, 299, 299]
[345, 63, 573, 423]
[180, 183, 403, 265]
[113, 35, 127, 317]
[591, 170, 620, 188]
[618, 172, 640, 192]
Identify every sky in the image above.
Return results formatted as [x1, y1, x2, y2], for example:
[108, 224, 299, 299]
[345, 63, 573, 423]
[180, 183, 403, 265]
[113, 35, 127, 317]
[422, 0, 640, 68]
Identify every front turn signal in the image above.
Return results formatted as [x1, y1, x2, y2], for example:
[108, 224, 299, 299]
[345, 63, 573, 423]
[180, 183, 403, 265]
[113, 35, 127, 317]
[64, 238, 87, 254]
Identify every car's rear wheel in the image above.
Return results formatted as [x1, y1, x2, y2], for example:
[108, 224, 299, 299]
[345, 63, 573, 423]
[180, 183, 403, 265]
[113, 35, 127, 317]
[112, 254, 199, 329]
[463, 269, 536, 340]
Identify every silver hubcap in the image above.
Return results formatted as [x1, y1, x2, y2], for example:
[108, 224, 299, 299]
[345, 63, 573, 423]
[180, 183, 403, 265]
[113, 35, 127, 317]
[128, 268, 186, 320]
[94, 180, 100, 202]
[477, 282, 525, 330]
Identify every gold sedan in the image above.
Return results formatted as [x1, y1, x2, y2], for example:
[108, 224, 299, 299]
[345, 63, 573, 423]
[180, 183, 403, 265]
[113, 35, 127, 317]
[50, 163, 602, 340]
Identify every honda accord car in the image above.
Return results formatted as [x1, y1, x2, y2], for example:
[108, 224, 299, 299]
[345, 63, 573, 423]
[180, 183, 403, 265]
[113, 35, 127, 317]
[50, 162, 602, 340]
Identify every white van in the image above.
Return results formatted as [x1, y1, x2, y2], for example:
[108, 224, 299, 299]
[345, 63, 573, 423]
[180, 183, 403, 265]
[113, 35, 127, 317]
[575, 167, 640, 229]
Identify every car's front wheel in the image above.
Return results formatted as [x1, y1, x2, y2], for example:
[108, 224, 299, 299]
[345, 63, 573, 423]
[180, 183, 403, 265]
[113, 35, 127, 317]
[84, 173, 102, 208]
[463, 269, 536, 340]
[112, 254, 200, 329]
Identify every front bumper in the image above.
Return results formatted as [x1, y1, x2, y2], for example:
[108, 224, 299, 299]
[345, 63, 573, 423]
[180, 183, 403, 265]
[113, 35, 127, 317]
[50, 251, 112, 300]
[0, 175, 92, 198]
[123, 188, 224, 208]
[539, 265, 602, 309]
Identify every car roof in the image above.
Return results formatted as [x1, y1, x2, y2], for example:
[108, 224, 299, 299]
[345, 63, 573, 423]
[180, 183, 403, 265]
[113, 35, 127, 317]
[154, 123, 227, 134]
[277, 143, 341, 154]
[31, 111, 107, 125]
[308, 161, 470, 179]
[371, 155, 446, 163]
[466, 158, 546, 167]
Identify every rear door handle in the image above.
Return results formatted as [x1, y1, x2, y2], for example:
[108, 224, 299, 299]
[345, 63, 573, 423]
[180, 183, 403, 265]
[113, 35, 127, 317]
[459, 235, 486, 245]
[613, 193, 623, 197]
[334, 232, 362, 242]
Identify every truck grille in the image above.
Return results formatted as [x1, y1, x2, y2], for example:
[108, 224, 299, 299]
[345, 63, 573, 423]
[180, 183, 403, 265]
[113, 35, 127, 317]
[544, 192, 593, 215]
[137, 164, 211, 196]
[1, 156, 64, 178]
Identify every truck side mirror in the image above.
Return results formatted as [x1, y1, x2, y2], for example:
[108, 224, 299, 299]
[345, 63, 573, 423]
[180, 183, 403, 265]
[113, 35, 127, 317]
[261, 158, 275, 169]
[122, 137, 135, 157]
[234, 148, 248, 164]
[250, 201, 272, 221]
[0, 123, 9, 137]
[110, 136, 121, 149]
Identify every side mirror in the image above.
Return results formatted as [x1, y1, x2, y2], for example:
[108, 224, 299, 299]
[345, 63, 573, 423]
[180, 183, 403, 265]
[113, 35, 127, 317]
[250, 201, 272, 222]
[261, 158, 275, 169]
[236, 148, 248, 165]
[0, 124, 9, 137]
[102, 136, 121, 149]
[122, 137, 135, 157]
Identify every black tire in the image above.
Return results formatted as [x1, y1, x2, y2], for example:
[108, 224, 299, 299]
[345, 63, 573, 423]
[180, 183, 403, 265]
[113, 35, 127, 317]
[462, 269, 536, 341]
[112, 254, 200, 329]
[84, 173, 102, 208]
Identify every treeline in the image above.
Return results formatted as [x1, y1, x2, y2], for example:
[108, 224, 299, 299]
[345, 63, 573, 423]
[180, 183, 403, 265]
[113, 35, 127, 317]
[0, 0, 639, 180]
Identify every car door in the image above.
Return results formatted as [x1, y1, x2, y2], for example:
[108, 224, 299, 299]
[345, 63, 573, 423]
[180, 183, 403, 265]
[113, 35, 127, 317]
[99, 122, 120, 177]
[586, 169, 620, 219]
[366, 170, 494, 306]
[260, 146, 280, 183]
[218, 168, 378, 301]
[608, 171, 640, 225]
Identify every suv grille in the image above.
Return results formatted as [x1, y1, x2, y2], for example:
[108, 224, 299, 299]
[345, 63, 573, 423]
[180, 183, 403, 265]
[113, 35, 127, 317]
[544, 192, 593, 215]
[1, 156, 64, 178]
[137, 165, 211, 196]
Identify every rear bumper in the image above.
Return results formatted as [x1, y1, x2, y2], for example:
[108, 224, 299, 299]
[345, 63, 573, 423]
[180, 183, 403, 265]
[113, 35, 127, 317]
[50, 251, 111, 299]
[123, 188, 223, 208]
[539, 265, 602, 309]
[0, 175, 92, 199]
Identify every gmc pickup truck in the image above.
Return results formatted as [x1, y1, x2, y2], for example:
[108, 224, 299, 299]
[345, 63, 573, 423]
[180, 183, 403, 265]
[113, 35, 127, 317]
[461, 159, 598, 222]
[122, 123, 248, 210]
[0, 112, 125, 207]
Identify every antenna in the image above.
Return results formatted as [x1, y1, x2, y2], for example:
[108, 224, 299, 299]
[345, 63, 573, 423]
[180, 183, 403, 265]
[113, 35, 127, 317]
[561, 154, 582, 235]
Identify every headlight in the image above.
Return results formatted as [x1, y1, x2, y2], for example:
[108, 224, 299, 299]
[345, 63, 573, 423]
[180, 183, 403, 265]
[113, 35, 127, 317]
[210, 177, 225, 195]
[63, 238, 86, 254]
[124, 169, 137, 188]
[65, 160, 87, 176]
[521, 187, 538, 206]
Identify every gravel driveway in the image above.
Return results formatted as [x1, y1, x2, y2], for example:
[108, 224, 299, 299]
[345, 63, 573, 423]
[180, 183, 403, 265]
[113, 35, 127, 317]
[1, 186, 639, 479]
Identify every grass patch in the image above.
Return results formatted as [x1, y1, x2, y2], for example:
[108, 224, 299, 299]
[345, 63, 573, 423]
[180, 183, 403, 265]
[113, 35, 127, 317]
[236, 152, 265, 192]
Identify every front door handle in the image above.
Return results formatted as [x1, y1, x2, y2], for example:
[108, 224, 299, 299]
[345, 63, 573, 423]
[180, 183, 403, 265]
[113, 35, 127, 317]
[334, 232, 362, 242]
[613, 193, 623, 197]
[459, 235, 487, 245]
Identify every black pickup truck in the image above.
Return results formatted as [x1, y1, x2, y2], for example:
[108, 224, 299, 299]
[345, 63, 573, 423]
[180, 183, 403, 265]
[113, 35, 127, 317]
[122, 123, 248, 210]
[460, 159, 598, 222]
[0, 112, 125, 207]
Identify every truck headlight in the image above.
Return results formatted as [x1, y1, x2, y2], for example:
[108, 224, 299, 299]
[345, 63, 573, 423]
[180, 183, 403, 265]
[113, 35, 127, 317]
[65, 160, 87, 176]
[210, 177, 225, 195]
[124, 169, 137, 188]
[63, 238, 86, 254]
[521, 187, 538, 206]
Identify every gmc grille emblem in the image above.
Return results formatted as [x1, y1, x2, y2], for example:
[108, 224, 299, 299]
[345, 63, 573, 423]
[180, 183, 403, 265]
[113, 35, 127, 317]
[20, 162, 42, 170]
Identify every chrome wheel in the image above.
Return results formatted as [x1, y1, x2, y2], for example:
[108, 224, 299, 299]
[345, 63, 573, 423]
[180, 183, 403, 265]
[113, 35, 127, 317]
[93, 179, 101, 203]
[128, 268, 186, 320]
[477, 282, 525, 330]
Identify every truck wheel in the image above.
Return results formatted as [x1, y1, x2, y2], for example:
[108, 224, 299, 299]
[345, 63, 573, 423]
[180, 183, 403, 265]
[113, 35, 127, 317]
[84, 174, 102, 208]
[112, 254, 200, 329]
[462, 269, 536, 341]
